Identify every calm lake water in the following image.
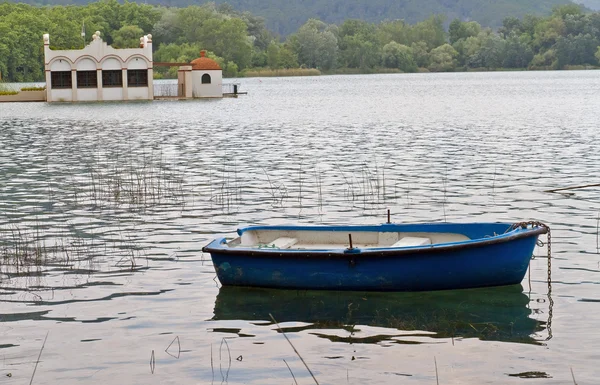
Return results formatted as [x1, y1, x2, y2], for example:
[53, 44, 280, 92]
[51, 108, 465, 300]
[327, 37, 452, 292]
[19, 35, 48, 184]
[1, 71, 600, 384]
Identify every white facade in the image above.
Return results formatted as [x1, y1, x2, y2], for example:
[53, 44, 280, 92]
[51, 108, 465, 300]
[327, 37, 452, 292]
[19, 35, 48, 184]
[43, 31, 153, 102]
[191, 70, 223, 98]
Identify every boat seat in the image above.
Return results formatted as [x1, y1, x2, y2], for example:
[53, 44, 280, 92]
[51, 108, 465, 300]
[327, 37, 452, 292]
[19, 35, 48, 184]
[267, 237, 298, 249]
[391, 236, 431, 247]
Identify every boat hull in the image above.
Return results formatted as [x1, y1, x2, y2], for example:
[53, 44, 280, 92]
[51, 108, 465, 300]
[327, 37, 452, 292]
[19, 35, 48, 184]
[204, 224, 544, 291]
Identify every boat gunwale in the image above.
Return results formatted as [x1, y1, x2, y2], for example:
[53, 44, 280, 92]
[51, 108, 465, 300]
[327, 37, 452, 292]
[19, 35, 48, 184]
[202, 223, 547, 259]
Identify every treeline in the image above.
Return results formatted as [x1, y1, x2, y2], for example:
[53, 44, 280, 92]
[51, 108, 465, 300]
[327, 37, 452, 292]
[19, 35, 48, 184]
[7, 0, 579, 37]
[1, 1, 600, 82]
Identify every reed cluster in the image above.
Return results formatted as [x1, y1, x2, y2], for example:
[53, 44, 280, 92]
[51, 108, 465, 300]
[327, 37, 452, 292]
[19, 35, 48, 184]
[242, 68, 321, 77]
[327, 67, 402, 75]
[0, 222, 146, 283]
[68, 149, 186, 209]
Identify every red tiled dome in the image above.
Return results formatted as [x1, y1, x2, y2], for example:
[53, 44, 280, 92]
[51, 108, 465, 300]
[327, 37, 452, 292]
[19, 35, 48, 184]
[191, 50, 221, 70]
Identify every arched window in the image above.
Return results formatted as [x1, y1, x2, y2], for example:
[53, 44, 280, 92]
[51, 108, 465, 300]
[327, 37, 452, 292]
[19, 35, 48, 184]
[201, 74, 211, 84]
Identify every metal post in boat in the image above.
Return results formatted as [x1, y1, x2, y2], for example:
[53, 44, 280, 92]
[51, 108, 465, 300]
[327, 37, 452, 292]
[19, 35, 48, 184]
[348, 234, 353, 249]
[387, 209, 391, 224]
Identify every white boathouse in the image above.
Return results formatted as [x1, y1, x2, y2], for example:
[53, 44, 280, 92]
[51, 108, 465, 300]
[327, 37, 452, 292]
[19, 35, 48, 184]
[43, 31, 153, 102]
[175, 50, 223, 99]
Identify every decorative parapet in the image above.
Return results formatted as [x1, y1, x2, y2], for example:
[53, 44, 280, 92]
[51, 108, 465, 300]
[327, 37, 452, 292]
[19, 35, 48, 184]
[44, 31, 153, 68]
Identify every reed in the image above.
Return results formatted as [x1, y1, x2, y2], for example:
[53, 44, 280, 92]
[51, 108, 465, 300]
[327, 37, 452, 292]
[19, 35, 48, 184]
[570, 367, 578, 384]
[335, 164, 356, 202]
[283, 359, 299, 385]
[165, 336, 181, 359]
[314, 165, 323, 209]
[442, 166, 448, 222]
[29, 331, 49, 385]
[434, 356, 439, 385]
[262, 168, 288, 207]
[219, 337, 232, 382]
[491, 166, 497, 196]
[209, 158, 243, 212]
[270, 313, 319, 385]
[596, 211, 600, 254]
[150, 350, 155, 374]
[1, 222, 147, 282]
[325, 67, 403, 75]
[297, 160, 304, 205]
[355, 161, 389, 208]
[242, 68, 321, 77]
[75, 146, 186, 209]
[1, 224, 50, 270]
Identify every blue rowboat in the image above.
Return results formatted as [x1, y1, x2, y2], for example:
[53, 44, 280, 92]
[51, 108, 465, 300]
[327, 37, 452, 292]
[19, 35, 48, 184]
[202, 222, 548, 291]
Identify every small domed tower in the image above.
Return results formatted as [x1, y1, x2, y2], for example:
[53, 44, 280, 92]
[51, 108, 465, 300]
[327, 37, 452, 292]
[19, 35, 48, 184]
[190, 50, 223, 98]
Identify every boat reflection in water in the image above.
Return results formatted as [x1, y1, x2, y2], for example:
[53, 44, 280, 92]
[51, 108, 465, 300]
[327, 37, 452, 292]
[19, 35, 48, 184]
[211, 284, 548, 345]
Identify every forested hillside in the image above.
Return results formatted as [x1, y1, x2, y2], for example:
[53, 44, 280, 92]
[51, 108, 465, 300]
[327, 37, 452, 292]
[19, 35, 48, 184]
[8, 0, 577, 36]
[1, 1, 599, 84]
[575, 0, 600, 10]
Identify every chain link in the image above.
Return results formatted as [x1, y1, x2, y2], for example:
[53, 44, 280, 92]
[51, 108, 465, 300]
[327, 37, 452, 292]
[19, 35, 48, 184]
[509, 221, 552, 340]
[546, 225, 553, 340]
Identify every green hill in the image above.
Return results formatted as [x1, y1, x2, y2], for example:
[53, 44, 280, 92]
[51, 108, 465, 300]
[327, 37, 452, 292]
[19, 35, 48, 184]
[575, 0, 600, 10]
[13, 0, 578, 35]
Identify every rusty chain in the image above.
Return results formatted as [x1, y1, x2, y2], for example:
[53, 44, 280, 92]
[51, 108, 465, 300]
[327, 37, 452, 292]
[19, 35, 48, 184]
[509, 221, 552, 340]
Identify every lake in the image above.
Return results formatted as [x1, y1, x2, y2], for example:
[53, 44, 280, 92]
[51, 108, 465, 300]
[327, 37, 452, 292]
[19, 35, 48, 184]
[1, 70, 600, 384]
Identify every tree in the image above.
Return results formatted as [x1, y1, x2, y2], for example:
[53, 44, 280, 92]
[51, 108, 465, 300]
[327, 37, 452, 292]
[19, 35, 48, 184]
[338, 19, 380, 69]
[251, 50, 267, 67]
[382, 41, 416, 72]
[529, 49, 557, 69]
[428, 44, 458, 72]
[465, 33, 506, 68]
[111, 25, 145, 48]
[153, 42, 203, 77]
[502, 34, 534, 68]
[449, 19, 481, 45]
[152, 9, 183, 46]
[199, 18, 253, 70]
[555, 34, 600, 67]
[533, 17, 565, 50]
[552, 4, 584, 19]
[266, 41, 280, 69]
[499, 17, 522, 38]
[278, 46, 299, 68]
[377, 20, 410, 47]
[596, 46, 600, 64]
[288, 19, 338, 70]
[410, 15, 446, 50]
[411, 41, 430, 68]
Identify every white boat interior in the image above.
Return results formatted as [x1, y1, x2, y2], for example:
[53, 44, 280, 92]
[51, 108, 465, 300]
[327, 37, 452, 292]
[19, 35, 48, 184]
[225, 230, 471, 250]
